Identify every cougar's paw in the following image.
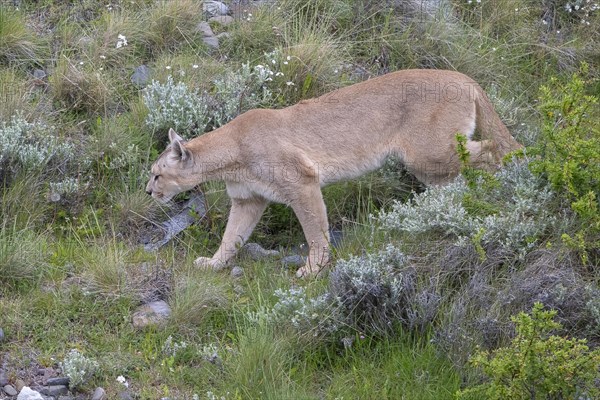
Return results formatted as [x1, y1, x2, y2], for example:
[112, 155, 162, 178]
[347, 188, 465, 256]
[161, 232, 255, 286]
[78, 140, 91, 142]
[194, 257, 226, 271]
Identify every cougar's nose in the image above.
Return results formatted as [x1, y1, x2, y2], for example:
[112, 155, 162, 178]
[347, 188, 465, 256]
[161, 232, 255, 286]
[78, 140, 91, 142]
[146, 189, 152, 195]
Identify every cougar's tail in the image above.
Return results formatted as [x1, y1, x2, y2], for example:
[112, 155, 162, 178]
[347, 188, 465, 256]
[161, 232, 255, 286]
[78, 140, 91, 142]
[474, 85, 523, 159]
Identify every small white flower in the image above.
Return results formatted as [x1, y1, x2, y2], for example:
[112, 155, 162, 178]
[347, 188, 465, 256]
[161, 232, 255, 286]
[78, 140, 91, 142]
[286, 81, 295, 86]
[99, 55, 106, 60]
[166, 66, 171, 70]
[283, 61, 289, 65]
[192, 64, 199, 69]
[116, 375, 129, 388]
[116, 34, 128, 48]
[271, 59, 276, 64]
[286, 55, 291, 61]
[275, 72, 284, 77]
[79, 61, 84, 65]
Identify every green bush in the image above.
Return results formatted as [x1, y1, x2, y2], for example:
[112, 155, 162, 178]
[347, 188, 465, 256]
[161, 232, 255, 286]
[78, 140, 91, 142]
[457, 302, 600, 400]
[529, 67, 600, 261]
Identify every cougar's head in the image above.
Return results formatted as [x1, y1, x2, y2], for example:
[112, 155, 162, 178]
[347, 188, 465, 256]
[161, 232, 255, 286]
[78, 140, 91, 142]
[146, 128, 196, 203]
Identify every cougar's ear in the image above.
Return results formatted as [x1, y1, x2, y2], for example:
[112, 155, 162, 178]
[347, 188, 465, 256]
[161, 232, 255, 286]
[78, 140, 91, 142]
[168, 128, 184, 144]
[171, 139, 192, 162]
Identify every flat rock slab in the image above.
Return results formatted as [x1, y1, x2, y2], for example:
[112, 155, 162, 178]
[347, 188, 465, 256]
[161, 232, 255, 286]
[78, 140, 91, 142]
[144, 192, 207, 251]
[241, 243, 280, 260]
[132, 300, 171, 329]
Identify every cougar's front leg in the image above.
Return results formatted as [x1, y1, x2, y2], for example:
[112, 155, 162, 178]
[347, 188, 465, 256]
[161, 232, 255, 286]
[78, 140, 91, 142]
[290, 184, 331, 278]
[195, 197, 268, 270]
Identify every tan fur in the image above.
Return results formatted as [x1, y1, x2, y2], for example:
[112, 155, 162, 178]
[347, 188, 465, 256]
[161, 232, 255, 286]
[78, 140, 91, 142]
[146, 69, 522, 277]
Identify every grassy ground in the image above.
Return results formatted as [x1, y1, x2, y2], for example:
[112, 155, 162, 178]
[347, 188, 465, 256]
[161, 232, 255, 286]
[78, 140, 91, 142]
[1, 0, 599, 399]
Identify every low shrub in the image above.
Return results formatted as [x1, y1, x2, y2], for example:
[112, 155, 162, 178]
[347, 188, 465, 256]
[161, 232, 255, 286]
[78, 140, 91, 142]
[457, 303, 600, 400]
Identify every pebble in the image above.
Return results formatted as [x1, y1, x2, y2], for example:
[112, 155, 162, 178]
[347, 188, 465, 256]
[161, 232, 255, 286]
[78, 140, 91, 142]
[132, 300, 172, 329]
[202, 36, 220, 49]
[91, 387, 107, 400]
[33, 69, 47, 80]
[40, 385, 69, 397]
[3, 384, 18, 396]
[0, 327, 4, 342]
[281, 254, 305, 268]
[130, 65, 151, 88]
[230, 266, 244, 278]
[46, 377, 69, 387]
[197, 21, 214, 37]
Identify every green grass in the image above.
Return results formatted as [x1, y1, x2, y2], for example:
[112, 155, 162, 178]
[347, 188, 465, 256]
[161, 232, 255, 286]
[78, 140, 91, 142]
[1, 0, 599, 398]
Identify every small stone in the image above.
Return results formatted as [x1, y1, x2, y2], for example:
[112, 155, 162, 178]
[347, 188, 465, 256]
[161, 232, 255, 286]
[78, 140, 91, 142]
[40, 385, 68, 397]
[17, 387, 44, 400]
[203, 1, 229, 17]
[91, 387, 107, 400]
[0, 327, 4, 342]
[0, 371, 8, 386]
[132, 300, 171, 329]
[46, 378, 69, 387]
[33, 69, 47, 80]
[230, 266, 244, 278]
[241, 243, 280, 260]
[209, 15, 234, 26]
[118, 391, 133, 400]
[15, 379, 26, 392]
[131, 65, 151, 88]
[4, 384, 18, 396]
[197, 21, 214, 37]
[281, 255, 305, 268]
[202, 36, 220, 49]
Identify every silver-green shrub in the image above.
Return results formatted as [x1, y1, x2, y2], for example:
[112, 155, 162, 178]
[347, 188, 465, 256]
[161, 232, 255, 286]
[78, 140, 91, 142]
[60, 349, 99, 389]
[143, 75, 210, 137]
[0, 114, 74, 173]
[380, 160, 557, 257]
[329, 244, 416, 334]
[211, 63, 273, 128]
[272, 287, 338, 336]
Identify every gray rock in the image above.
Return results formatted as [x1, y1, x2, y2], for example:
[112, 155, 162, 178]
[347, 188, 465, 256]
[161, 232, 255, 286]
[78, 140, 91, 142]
[0, 327, 4, 342]
[202, 36, 220, 49]
[215, 32, 231, 41]
[203, 1, 229, 17]
[4, 384, 18, 396]
[0, 371, 8, 386]
[118, 391, 133, 400]
[33, 69, 47, 80]
[91, 387, 106, 400]
[45, 378, 69, 387]
[281, 254, 305, 268]
[241, 243, 280, 260]
[144, 192, 207, 251]
[209, 15, 234, 26]
[17, 386, 45, 400]
[230, 266, 244, 278]
[132, 300, 171, 329]
[131, 65, 151, 88]
[17, 386, 44, 400]
[197, 22, 214, 37]
[40, 385, 68, 397]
